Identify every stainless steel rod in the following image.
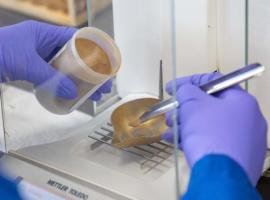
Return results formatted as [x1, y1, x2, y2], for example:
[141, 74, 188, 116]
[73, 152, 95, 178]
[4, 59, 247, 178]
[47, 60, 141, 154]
[130, 63, 265, 126]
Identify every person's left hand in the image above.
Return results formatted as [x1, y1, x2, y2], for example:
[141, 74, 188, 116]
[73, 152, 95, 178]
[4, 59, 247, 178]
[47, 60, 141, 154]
[0, 20, 112, 101]
[90, 79, 113, 101]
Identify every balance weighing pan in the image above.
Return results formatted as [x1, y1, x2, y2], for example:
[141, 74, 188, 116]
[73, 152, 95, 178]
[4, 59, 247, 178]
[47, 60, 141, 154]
[111, 98, 167, 148]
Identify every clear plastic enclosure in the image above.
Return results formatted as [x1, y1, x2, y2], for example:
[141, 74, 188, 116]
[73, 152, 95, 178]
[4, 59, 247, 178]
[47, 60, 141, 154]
[0, 1, 269, 200]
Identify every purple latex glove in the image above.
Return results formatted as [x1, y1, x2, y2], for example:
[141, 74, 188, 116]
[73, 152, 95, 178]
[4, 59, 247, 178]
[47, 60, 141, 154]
[0, 20, 112, 101]
[162, 72, 267, 185]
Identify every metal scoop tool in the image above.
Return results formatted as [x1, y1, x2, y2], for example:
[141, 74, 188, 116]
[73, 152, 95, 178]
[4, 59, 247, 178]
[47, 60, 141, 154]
[129, 63, 265, 127]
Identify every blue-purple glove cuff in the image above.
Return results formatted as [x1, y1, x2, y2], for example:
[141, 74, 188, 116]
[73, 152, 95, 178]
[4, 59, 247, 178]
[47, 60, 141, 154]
[182, 154, 262, 200]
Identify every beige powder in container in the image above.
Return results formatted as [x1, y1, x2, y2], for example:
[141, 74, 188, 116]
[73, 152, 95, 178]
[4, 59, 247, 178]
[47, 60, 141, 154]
[75, 38, 112, 75]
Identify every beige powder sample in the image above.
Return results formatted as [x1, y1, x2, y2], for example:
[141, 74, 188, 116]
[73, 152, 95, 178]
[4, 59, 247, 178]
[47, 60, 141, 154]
[75, 38, 112, 75]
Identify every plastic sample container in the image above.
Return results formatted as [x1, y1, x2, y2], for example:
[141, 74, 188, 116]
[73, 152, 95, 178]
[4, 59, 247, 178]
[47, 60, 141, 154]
[35, 27, 121, 114]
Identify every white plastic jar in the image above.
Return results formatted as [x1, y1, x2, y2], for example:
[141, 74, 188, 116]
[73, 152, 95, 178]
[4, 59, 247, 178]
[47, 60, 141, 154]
[35, 27, 121, 114]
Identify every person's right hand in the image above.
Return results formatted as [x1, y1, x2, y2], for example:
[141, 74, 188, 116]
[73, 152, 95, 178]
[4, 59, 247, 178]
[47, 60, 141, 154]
[162, 72, 267, 185]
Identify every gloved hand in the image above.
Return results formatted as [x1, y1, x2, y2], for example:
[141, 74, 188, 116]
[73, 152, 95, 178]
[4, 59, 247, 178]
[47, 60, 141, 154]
[0, 20, 112, 101]
[162, 72, 267, 185]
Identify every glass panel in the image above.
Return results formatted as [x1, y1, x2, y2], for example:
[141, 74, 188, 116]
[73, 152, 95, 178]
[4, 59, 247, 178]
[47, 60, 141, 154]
[0, 0, 118, 151]
[0, 0, 176, 199]
[88, 0, 114, 37]
[83, 0, 119, 115]
[0, 1, 254, 200]
[170, 0, 248, 199]
[248, 0, 270, 148]
[0, 2, 92, 151]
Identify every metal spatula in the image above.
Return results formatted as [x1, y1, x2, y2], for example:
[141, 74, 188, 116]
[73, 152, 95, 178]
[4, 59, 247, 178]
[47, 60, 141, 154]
[129, 63, 265, 127]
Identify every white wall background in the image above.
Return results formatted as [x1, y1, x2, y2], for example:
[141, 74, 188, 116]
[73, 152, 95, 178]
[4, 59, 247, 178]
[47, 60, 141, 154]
[114, 0, 217, 99]
[113, 0, 162, 98]
[162, 0, 217, 97]
[216, 0, 246, 72]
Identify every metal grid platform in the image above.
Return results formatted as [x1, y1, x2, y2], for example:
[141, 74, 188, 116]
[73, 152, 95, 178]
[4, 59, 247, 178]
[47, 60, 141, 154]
[88, 122, 174, 173]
